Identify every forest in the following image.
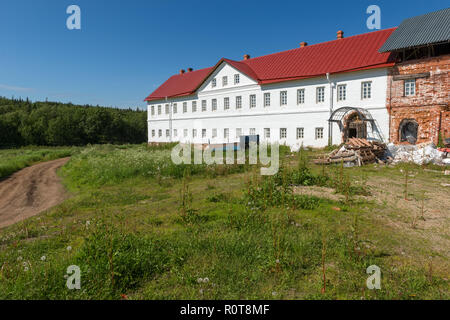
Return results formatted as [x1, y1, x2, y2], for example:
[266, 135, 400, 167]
[0, 97, 147, 147]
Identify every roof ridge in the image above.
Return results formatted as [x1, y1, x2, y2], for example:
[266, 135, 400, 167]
[241, 27, 398, 63]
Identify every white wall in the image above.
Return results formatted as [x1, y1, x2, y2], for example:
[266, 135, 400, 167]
[147, 64, 389, 148]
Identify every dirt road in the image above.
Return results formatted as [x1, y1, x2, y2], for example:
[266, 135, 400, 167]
[0, 157, 70, 229]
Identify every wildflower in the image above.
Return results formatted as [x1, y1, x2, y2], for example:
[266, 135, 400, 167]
[41, 255, 46, 261]
[272, 291, 277, 297]
[17, 256, 23, 262]
[24, 266, 29, 272]
[197, 278, 203, 284]
[67, 246, 72, 251]
[275, 259, 280, 264]
[203, 277, 209, 283]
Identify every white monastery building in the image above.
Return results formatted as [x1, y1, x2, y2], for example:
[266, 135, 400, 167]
[145, 29, 396, 149]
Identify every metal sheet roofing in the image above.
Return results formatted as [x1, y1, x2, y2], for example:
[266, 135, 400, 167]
[379, 7, 450, 53]
[145, 28, 396, 102]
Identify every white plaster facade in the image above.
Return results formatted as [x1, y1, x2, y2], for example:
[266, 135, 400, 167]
[147, 61, 389, 149]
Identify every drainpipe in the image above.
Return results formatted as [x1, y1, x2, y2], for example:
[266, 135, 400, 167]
[326, 73, 334, 146]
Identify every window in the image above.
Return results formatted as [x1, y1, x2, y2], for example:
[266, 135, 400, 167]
[405, 79, 416, 96]
[361, 81, 372, 99]
[212, 128, 217, 138]
[173, 103, 177, 114]
[183, 102, 187, 113]
[222, 76, 228, 86]
[202, 129, 207, 138]
[224, 128, 229, 138]
[250, 128, 256, 135]
[236, 128, 242, 138]
[264, 128, 271, 139]
[212, 78, 217, 88]
[315, 127, 324, 140]
[166, 129, 170, 137]
[173, 129, 177, 137]
[192, 129, 197, 138]
[184, 129, 188, 137]
[234, 74, 240, 84]
[152, 130, 155, 137]
[264, 93, 271, 107]
[280, 91, 287, 106]
[151, 106, 155, 115]
[192, 101, 197, 112]
[280, 128, 287, 139]
[202, 100, 207, 112]
[337, 84, 346, 101]
[224, 97, 230, 110]
[158, 129, 162, 137]
[236, 96, 242, 109]
[297, 89, 305, 104]
[316, 87, 325, 103]
[165, 104, 169, 114]
[250, 94, 256, 108]
[212, 99, 217, 111]
[296, 127, 304, 139]
[158, 105, 161, 115]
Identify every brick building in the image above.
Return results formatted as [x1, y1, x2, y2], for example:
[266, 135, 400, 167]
[380, 8, 450, 145]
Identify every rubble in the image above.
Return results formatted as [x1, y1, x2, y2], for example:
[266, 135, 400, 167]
[387, 142, 447, 165]
[314, 138, 387, 167]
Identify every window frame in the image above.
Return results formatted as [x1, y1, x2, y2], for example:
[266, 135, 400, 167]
[361, 81, 372, 100]
[315, 127, 324, 140]
[316, 87, 325, 103]
[222, 76, 228, 86]
[280, 91, 288, 106]
[337, 84, 347, 102]
[224, 97, 230, 110]
[264, 92, 271, 107]
[296, 127, 304, 139]
[234, 74, 240, 85]
[297, 89, 305, 105]
[249, 94, 256, 108]
[404, 79, 416, 96]
[280, 128, 287, 139]
[236, 96, 242, 109]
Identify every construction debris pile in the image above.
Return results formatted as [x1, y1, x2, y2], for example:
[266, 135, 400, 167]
[387, 142, 448, 165]
[314, 138, 387, 167]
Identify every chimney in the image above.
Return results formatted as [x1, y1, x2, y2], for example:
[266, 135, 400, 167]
[187, 68, 193, 72]
[300, 42, 308, 48]
[243, 54, 250, 60]
[179, 69, 185, 74]
[337, 30, 344, 39]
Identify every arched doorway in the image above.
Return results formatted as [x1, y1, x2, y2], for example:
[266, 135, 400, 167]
[328, 107, 384, 142]
[399, 119, 418, 144]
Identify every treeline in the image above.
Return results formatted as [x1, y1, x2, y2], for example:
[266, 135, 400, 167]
[0, 97, 147, 147]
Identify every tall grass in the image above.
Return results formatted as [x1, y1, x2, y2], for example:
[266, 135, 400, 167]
[0, 147, 77, 179]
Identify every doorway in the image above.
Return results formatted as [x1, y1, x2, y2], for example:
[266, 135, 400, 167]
[345, 113, 367, 141]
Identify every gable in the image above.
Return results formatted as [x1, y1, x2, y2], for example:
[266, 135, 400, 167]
[198, 61, 258, 93]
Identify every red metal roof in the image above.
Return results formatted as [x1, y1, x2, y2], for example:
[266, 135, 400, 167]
[145, 28, 396, 102]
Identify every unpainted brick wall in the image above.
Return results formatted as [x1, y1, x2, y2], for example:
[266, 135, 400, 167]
[386, 54, 449, 144]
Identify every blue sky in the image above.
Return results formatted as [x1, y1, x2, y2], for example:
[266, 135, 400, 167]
[0, 0, 447, 109]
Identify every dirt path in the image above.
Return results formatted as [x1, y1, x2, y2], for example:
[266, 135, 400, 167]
[0, 157, 70, 229]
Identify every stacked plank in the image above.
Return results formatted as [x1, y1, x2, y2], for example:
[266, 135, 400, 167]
[314, 138, 387, 166]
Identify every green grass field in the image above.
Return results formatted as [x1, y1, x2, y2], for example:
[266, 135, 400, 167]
[0, 144, 448, 299]
[0, 146, 79, 180]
